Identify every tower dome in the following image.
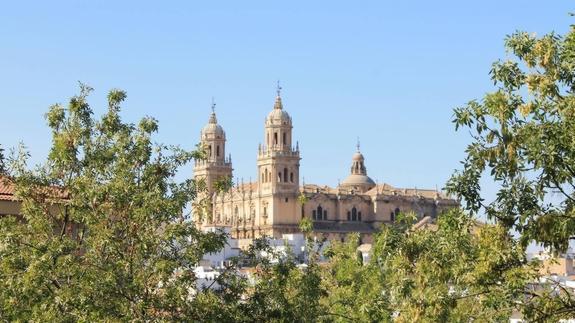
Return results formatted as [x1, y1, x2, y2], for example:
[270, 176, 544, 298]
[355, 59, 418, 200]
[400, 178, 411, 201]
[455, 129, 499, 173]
[340, 141, 376, 192]
[266, 86, 292, 126]
[202, 107, 225, 139]
[193, 100, 232, 202]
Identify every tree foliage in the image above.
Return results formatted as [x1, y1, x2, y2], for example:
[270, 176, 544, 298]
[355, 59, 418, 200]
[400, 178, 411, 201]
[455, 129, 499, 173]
[320, 210, 538, 322]
[447, 21, 575, 320]
[0, 144, 5, 175]
[448, 25, 575, 252]
[0, 85, 229, 321]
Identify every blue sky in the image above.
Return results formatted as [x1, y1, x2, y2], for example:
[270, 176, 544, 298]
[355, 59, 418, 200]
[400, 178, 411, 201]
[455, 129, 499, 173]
[0, 1, 573, 196]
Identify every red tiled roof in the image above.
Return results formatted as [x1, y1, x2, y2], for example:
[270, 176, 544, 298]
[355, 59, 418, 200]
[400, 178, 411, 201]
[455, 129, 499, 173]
[0, 177, 16, 201]
[0, 176, 68, 201]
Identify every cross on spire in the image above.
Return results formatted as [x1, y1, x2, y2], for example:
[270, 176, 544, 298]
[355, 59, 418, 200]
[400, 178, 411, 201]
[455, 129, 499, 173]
[211, 97, 216, 113]
[356, 137, 361, 152]
[276, 80, 282, 97]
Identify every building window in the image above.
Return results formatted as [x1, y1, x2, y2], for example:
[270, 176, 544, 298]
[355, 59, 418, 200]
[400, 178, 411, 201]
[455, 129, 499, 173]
[323, 210, 327, 220]
[274, 132, 278, 145]
[290, 172, 294, 183]
[208, 145, 212, 157]
[278, 172, 282, 182]
[390, 211, 395, 222]
[217, 145, 220, 157]
[284, 168, 288, 183]
[312, 210, 317, 220]
[352, 207, 357, 221]
[358, 212, 362, 222]
[317, 205, 323, 221]
[285, 198, 288, 203]
[283, 132, 287, 145]
[347, 211, 351, 221]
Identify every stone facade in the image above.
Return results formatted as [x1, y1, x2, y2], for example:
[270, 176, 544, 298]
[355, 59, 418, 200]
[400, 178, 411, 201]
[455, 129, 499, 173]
[193, 89, 458, 243]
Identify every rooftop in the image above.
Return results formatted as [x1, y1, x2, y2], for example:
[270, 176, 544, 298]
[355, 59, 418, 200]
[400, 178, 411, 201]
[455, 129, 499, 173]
[0, 177, 16, 201]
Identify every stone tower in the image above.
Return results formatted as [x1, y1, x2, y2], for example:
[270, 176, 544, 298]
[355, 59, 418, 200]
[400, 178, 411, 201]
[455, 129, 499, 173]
[194, 103, 233, 198]
[257, 86, 301, 236]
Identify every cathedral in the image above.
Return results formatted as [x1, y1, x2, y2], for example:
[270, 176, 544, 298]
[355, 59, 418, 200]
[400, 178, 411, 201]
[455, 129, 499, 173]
[193, 87, 458, 243]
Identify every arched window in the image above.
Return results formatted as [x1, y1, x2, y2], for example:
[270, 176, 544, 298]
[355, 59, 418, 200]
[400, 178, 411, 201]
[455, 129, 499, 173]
[312, 210, 317, 220]
[217, 145, 220, 157]
[352, 207, 357, 221]
[284, 168, 288, 183]
[395, 208, 400, 217]
[358, 211, 362, 222]
[283, 132, 287, 145]
[317, 205, 323, 221]
[267, 133, 270, 147]
[278, 172, 282, 182]
[323, 210, 327, 220]
[274, 132, 278, 145]
[390, 211, 395, 222]
[290, 172, 294, 183]
[208, 145, 212, 157]
[347, 211, 351, 221]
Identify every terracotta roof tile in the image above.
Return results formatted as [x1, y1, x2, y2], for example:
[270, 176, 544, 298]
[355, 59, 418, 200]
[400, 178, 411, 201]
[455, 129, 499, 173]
[0, 177, 16, 201]
[0, 176, 68, 201]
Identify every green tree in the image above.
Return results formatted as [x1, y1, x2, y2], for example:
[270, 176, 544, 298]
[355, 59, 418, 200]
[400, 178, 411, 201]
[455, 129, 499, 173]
[0, 144, 5, 174]
[321, 210, 537, 322]
[240, 247, 325, 322]
[0, 84, 228, 321]
[447, 19, 575, 320]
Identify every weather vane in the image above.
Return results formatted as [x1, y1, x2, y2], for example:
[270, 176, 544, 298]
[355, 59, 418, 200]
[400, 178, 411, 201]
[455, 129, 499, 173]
[211, 97, 216, 113]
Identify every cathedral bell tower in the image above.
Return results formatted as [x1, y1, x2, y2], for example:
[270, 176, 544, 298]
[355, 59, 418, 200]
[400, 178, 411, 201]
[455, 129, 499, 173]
[257, 84, 300, 194]
[194, 102, 233, 198]
[257, 84, 301, 234]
